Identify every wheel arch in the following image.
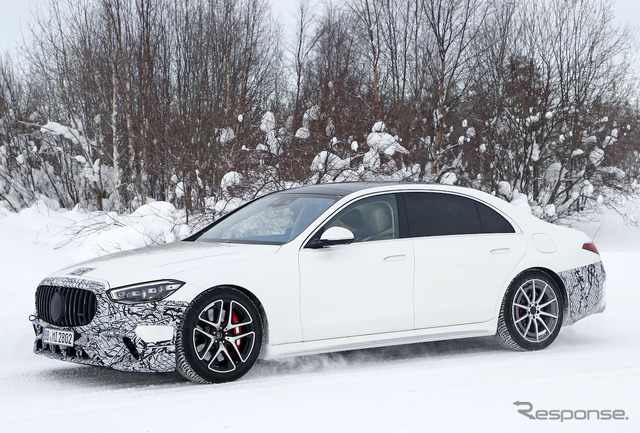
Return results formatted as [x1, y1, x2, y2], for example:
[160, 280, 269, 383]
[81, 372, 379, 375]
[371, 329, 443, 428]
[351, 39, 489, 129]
[208, 284, 270, 348]
[515, 267, 568, 318]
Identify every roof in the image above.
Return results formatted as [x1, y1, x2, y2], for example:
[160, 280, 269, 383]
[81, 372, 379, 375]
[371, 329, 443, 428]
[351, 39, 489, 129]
[281, 182, 409, 196]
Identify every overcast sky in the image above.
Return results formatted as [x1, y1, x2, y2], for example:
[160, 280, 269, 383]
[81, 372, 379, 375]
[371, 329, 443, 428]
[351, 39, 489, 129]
[1, 0, 638, 60]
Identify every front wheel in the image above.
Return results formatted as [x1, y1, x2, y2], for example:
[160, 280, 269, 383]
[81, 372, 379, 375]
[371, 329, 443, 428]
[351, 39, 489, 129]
[496, 271, 564, 351]
[176, 287, 263, 383]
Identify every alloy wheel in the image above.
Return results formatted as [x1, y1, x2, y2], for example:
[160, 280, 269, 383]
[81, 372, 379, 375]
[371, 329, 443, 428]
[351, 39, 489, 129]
[511, 279, 560, 343]
[192, 299, 257, 374]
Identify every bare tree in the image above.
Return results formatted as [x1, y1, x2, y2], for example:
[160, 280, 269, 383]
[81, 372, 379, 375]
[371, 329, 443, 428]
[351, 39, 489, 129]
[0, 0, 636, 223]
[348, 0, 383, 119]
[421, 0, 486, 174]
[290, 0, 317, 120]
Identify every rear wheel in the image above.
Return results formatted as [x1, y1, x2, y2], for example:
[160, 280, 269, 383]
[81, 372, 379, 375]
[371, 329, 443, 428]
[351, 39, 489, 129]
[177, 287, 263, 383]
[497, 271, 563, 351]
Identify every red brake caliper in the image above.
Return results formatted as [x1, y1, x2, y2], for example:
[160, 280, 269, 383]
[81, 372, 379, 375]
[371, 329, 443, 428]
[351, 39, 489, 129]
[232, 311, 242, 348]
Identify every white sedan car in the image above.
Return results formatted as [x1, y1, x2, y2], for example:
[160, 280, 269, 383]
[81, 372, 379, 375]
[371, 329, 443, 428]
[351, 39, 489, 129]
[31, 183, 606, 383]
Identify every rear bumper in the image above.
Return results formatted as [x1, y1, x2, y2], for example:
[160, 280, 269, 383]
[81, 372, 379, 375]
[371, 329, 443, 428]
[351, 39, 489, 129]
[559, 261, 606, 325]
[32, 276, 188, 373]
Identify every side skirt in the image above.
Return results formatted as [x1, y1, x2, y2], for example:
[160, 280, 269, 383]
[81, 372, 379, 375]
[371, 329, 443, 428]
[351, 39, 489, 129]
[264, 322, 496, 359]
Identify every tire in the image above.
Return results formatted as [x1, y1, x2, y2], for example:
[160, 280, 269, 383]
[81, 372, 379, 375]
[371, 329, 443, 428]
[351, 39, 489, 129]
[496, 271, 563, 351]
[176, 287, 263, 383]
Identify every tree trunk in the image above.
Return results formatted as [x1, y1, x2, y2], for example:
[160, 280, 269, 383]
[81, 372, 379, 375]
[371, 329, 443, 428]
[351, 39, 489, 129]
[109, 35, 122, 212]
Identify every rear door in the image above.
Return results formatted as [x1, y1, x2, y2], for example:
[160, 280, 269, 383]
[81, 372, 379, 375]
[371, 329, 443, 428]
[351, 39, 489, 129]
[402, 192, 526, 329]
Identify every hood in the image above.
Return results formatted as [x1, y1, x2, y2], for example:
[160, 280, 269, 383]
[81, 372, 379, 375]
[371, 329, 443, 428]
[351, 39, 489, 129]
[54, 241, 281, 288]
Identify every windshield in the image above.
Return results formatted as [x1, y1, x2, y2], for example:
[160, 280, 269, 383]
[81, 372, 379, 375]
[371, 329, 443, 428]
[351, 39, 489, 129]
[196, 193, 340, 245]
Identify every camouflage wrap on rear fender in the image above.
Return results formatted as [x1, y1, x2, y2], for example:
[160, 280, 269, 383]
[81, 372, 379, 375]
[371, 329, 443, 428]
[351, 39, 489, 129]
[32, 277, 188, 373]
[559, 261, 606, 325]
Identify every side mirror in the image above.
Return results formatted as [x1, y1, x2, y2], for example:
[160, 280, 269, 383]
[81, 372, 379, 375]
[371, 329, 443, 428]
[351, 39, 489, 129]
[307, 226, 354, 249]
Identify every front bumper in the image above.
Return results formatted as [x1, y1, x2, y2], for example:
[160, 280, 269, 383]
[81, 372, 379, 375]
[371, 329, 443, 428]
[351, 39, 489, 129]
[32, 276, 188, 373]
[559, 261, 606, 325]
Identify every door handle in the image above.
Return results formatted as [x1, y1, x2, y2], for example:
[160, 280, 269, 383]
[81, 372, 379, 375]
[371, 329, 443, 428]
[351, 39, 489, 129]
[384, 254, 406, 262]
[490, 248, 510, 254]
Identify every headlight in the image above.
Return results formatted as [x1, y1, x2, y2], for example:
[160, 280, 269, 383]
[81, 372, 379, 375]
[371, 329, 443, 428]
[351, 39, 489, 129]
[107, 280, 184, 304]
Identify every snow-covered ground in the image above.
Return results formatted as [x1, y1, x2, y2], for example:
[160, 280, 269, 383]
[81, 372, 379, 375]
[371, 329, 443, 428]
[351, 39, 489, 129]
[0, 202, 638, 432]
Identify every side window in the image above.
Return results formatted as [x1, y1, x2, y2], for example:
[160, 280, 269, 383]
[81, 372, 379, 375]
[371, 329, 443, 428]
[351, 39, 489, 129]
[477, 201, 515, 233]
[315, 194, 400, 243]
[403, 192, 515, 237]
[404, 192, 482, 237]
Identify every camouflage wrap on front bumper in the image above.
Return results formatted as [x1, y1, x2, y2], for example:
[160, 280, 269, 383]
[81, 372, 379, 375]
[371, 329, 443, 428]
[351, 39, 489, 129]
[559, 261, 606, 325]
[32, 277, 188, 373]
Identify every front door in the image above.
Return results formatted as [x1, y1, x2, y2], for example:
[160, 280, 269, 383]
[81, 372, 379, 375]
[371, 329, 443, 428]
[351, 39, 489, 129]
[298, 194, 415, 341]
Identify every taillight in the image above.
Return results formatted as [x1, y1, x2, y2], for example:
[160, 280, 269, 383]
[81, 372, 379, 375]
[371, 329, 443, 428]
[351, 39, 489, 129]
[582, 242, 599, 255]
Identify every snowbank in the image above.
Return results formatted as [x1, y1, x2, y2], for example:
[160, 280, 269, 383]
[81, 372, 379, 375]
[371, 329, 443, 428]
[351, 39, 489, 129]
[0, 198, 192, 256]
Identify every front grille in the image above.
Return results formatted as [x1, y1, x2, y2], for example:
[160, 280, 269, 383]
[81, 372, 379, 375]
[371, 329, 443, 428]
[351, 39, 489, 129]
[36, 285, 97, 327]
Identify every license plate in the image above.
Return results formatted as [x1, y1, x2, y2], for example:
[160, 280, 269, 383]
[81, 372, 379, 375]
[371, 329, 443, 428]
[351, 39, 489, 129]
[42, 328, 74, 347]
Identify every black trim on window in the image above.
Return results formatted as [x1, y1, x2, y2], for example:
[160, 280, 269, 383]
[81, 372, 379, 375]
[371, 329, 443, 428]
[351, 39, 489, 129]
[396, 193, 411, 239]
